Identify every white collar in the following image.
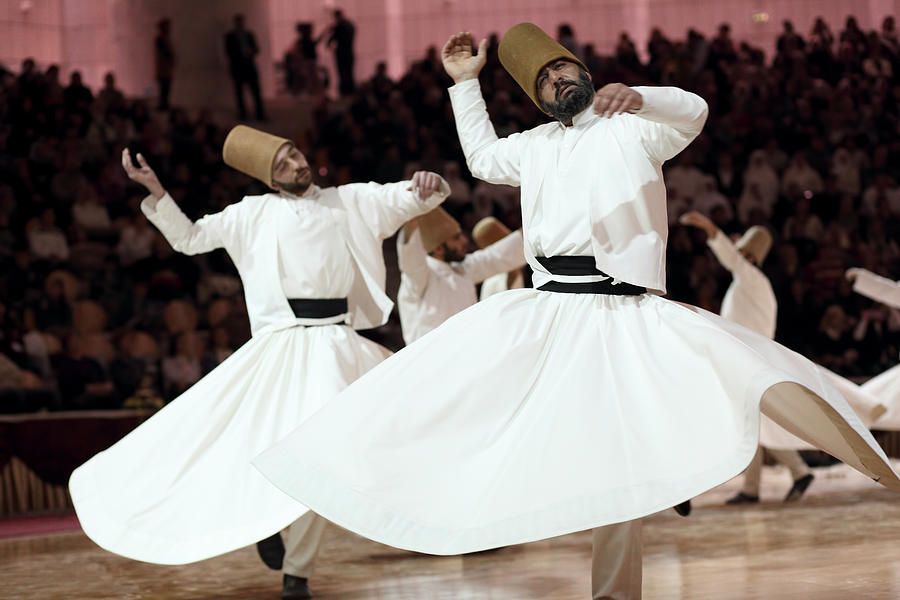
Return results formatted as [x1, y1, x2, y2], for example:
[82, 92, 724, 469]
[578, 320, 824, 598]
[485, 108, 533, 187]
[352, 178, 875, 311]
[556, 104, 599, 130]
[280, 185, 321, 201]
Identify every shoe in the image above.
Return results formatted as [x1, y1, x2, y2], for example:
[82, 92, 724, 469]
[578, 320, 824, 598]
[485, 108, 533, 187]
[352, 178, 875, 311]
[673, 500, 692, 516]
[726, 492, 759, 505]
[282, 574, 312, 600]
[256, 532, 285, 570]
[783, 473, 814, 502]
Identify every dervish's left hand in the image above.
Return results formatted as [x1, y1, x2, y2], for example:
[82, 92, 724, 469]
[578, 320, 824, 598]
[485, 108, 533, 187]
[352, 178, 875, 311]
[411, 171, 442, 201]
[593, 83, 643, 118]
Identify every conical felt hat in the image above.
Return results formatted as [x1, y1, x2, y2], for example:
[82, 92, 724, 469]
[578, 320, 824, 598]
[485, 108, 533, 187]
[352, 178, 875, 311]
[416, 207, 461, 254]
[498, 22, 588, 108]
[736, 226, 773, 265]
[223, 125, 291, 189]
[473, 217, 512, 249]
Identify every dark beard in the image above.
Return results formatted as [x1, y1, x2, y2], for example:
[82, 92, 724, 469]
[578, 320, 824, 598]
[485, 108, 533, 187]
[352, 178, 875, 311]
[276, 180, 311, 195]
[538, 71, 594, 125]
[439, 244, 466, 263]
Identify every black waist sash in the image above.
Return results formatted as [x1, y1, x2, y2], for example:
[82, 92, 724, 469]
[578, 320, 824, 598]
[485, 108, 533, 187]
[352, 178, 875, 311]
[535, 256, 647, 296]
[288, 298, 349, 321]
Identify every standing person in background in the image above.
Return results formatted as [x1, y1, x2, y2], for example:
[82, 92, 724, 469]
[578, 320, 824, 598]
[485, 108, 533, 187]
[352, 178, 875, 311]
[327, 9, 356, 96]
[396, 208, 525, 344]
[154, 18, 176, 111]
[225, 13, 267, 121]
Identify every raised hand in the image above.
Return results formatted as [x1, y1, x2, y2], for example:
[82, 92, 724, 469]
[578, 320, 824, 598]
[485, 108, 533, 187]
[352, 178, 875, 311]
[441, 32, 487, 84]
[121, 149, 166, 200]
[593, 83, 643, 118]
[411, 171, 442, 201]
[846, 267, 863, 282]
[679, 211, 718, 239]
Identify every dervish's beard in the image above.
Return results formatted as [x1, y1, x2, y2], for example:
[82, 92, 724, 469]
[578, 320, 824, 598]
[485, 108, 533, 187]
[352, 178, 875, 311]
[275, 169, 312, 195]
[439, 244, 466, 263]
[538, 72, 594, 124]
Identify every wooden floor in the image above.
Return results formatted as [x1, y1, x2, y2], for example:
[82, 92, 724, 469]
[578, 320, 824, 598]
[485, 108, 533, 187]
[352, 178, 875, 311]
[3, 462, 900, 599]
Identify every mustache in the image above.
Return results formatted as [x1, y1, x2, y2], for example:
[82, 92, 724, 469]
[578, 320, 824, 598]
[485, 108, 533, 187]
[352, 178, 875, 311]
[295, 167, 311, 178]
[555, 80, 576, 100]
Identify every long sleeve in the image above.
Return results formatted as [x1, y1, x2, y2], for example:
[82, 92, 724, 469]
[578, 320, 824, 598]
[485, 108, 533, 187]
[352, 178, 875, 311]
[706, 230, 754, 280]
[140, 193, 228, 255]
[852, 269, 900, 309]
[630, 86, 709, 163]
[448, 79, 524, 185]
[397, 227, 430, 299]
[341, 178, 449, 241]
[458, 229, 526, 284]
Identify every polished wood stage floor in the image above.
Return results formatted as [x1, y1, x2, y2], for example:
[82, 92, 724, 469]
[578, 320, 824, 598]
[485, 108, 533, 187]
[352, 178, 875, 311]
[3, 462, 900, 599]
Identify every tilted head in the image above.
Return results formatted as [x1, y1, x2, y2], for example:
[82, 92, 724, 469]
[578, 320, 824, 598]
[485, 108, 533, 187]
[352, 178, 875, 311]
[499, 23, 592, 124]
[412, 206, 463, 261]
[736, 226, 773, 266]
[472, 216, 512, 249]
[223, 125, 310, 194]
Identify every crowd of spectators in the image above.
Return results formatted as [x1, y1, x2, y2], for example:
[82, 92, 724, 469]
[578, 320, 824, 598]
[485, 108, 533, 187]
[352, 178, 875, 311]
[0, 14, 898, 413]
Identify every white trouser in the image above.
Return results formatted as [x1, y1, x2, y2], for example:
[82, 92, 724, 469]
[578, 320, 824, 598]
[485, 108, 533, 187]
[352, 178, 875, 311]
[592, 520, 642, 600]
[282, 512, 329, 578]
[741, 445, 811, 496]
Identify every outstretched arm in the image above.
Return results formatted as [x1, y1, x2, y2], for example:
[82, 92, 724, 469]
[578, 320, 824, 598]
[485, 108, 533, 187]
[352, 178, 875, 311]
[680, 211, 748, 277]
[123, 149, 227, 255]
[847, 268, 900, 309]
[443, 32, 523, 185]
[459, 229, 526, 284]
[342, 171, 450, 240]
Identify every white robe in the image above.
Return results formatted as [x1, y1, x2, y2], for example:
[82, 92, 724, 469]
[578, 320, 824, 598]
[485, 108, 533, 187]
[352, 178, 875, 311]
[253, 81, 900, 556]
[707, 232, 885, 449]
[68, 180, 448, 564]
[397, 228, 525, 344]
[853, 269, 900, 429]
[479, 270, 525, 301]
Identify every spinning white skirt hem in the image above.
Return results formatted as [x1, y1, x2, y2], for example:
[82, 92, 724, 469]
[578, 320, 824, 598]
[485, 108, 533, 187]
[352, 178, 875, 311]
[254, 290, 900, 556]
[69, 324, 390, 564]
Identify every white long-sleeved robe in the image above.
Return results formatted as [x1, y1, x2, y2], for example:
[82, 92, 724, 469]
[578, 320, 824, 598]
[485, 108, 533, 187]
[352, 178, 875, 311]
[69, 179, 448, 565]
[396, 227, 525, 343]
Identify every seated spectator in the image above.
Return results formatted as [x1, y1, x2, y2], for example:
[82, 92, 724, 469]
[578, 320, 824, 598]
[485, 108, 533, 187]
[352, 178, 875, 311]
[781, 151, 824, 196]
[53, 333, 120, 410]
[96, 72, 126, 114]
[116, 214, 156, 267]
[813, 304, 859, 373]
[161, 331, 204, 400]
[28, 208, 69, 264]
[861, 174, 900, 216]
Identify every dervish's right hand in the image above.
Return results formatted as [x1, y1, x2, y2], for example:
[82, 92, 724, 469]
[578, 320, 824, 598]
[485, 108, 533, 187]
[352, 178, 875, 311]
[846, 267, 862, 282]
[122, 148, 166, 200]
[441, 32, 487, 84]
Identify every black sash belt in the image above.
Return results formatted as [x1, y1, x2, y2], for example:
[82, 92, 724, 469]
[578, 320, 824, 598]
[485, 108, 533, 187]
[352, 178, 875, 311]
[288, 298, 349, 319]
[535, 256, 646, 296]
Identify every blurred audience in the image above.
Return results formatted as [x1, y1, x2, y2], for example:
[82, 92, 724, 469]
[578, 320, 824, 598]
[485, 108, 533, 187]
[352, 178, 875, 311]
[1, 14, 899, 413]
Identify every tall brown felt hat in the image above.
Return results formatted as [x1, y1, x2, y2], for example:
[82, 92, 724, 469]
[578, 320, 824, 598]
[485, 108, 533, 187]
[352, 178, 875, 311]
[736, 226, 773, 265]
[498, 22, 588, 108]
[416, 207, 461, 254]
[223, 125, 292, 189]
[473, 217, 512, 249]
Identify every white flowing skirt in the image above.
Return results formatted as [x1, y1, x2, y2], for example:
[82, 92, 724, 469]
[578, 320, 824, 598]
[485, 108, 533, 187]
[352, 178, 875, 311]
[865, 363, 900, 430]
[254, 290, 900, 556]
[759, 367, 888, 449]
[69, 324, 390, 564]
